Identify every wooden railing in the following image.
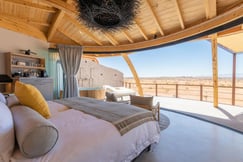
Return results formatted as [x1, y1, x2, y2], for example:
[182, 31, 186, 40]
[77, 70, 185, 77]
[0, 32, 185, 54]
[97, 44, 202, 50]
[124, 82, 243, 107]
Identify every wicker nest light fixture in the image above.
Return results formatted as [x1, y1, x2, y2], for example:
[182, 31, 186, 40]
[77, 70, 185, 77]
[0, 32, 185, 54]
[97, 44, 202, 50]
[76, 0, 140, 31]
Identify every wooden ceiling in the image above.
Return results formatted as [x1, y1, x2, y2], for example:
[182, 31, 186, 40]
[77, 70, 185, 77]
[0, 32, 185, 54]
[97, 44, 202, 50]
[0, 0, 242, 55]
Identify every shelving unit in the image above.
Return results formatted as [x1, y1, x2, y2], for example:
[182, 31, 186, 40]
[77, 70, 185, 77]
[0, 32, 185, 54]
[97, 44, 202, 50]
[5, 52, 46, 77]
[4, 52, 53, 100]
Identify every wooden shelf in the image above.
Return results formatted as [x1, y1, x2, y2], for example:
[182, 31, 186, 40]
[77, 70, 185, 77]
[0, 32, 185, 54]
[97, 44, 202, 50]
[5, 52, 46, 78]
[9, 52, 44, 59]
[11, 65, 45, 70]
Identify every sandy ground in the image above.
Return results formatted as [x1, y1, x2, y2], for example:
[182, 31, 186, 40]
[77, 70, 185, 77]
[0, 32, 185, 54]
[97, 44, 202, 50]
[124, 77, 243, 107]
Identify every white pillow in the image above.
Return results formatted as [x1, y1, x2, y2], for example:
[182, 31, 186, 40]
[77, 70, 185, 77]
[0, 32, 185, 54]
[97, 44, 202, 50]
[0, 93, 6, 104]
[0, 102, 15, 162]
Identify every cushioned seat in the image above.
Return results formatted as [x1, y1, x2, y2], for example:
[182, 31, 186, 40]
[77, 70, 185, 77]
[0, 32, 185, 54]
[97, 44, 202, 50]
[130, 95, 160, 121]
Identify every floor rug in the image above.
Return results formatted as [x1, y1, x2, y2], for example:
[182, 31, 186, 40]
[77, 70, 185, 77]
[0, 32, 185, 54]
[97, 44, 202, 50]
[159, 113, 170, 131]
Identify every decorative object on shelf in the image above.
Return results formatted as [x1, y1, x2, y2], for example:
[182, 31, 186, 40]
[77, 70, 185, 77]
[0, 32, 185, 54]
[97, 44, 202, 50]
[16, 61, 26, 66]
[19, 50, 37, 55]
[76, 0, 140, 31]
[40, 70, 48, 78]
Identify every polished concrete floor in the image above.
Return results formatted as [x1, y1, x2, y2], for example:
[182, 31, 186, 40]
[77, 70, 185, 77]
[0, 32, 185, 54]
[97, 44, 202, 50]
[155, 97, 243, 133]
[135, 110, 243, 162]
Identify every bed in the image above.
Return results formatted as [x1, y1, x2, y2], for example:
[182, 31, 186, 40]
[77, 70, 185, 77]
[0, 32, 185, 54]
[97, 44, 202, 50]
[2, 95, 160, 162]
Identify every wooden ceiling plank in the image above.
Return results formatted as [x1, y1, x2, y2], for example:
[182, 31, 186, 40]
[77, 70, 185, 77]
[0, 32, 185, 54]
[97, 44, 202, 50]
[102, 33, 119, 46]
[83, 4, 243, 53]
[57, 28, 82, 45]
[3, 0, 56, 13]
[173, 0, 185, 29]
[205, 0, 217, 19]
[122, 31, 134, 43]
[134, 20, 148, 40]
[66, 15, 103, 46]
[0, 16, 47, 41]
[48, 10, 65, 41]
[144, 0, 164, 35]
[0, 13, 49, 27]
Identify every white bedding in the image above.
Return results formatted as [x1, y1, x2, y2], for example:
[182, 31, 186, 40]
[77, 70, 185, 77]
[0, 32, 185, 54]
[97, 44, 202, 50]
[11, 101, 160, 162]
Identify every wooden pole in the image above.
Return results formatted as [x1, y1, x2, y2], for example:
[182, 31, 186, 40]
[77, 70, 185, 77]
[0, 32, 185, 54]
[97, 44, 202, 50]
[122, 54, 144, 96]
[175, 84, 178, 98]
[232, 53, 236, 105]
[211, 34, 218, 108]
[200, 85, 203, 101]
[155, 83, 158, 96]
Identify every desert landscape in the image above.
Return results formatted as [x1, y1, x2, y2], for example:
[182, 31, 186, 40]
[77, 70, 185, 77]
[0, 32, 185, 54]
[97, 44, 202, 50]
[124, 77, 243, 107]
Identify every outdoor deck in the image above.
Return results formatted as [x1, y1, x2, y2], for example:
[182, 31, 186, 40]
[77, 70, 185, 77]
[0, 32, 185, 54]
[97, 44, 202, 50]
[155, 96, 243, 133]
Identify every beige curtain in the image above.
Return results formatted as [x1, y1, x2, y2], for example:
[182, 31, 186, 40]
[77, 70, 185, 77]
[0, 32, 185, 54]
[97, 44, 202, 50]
[58, 45, 82, 98]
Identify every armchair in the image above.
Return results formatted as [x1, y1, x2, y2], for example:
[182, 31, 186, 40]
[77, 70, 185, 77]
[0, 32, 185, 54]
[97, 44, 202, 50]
[130, 95, 160, 121]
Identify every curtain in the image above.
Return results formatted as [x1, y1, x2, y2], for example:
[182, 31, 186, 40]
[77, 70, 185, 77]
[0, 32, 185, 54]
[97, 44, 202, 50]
[58, 45, 82, 98]
[48, 49, 63, 99]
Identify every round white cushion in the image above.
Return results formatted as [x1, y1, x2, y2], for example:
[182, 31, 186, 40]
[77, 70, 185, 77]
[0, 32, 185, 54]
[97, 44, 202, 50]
[11, 105, 59, 158]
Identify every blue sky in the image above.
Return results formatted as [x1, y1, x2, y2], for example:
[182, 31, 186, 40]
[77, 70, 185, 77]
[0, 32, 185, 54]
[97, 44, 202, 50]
[98, 40, 243, 77]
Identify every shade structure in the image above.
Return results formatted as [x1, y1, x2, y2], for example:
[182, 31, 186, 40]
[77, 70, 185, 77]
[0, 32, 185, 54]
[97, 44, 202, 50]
[0, 0, 242, 55]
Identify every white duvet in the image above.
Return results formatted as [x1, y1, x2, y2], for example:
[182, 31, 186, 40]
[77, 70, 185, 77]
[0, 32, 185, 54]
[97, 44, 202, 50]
[11, 101, 160, 162]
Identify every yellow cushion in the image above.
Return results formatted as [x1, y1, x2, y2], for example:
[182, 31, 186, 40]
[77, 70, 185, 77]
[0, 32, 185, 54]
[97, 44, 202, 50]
[14, 81, 51, 118]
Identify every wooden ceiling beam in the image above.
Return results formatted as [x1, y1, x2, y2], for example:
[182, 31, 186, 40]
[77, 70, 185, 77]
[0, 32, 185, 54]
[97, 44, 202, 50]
[173, 0, 185, 29]
[217, 25, 243, 37]
[83, 5, 243, 53]
[134, 20, 148, 40]
[48, 10, 65, 41]
[3, 0, 56, 13]
[57, 28, 82, 45]
[102, 33, 119, 46]
[84, 53, 122, 58]
[66, 15, 103, 46]
[199, 25, 243, 39]
[122, 53, 144, 96]
[48, 0, 71, 42]
[45, 0, 103, 46]
[0, 13, 49, 27]
[0, 16, 47, 41]
[144, 0, 164, 35]
[205, 0, 217, 19]
[122, 31, 134, 43]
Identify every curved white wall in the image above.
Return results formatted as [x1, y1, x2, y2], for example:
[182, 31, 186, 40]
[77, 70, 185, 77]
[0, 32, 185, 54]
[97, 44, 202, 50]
[77, 59, 124, 88]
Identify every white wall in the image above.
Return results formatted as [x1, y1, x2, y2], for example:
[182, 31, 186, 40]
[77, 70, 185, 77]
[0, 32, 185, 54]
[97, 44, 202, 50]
[0, 28, 49, 91]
